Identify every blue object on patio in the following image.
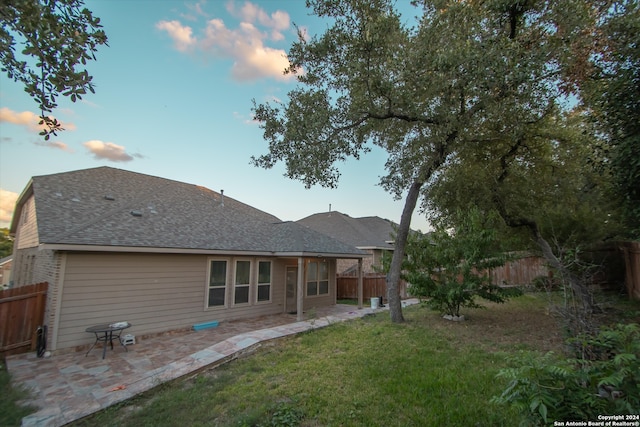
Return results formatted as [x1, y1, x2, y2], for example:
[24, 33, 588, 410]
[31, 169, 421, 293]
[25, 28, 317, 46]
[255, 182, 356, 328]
[193, 320, 219, 331]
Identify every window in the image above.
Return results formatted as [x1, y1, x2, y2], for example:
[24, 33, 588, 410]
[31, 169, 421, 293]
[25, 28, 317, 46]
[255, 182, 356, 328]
[306, 260, 329, 296]
[234, 260, 251, 305]
[208, 260, 227, 307]
[257, 261, 271, 302]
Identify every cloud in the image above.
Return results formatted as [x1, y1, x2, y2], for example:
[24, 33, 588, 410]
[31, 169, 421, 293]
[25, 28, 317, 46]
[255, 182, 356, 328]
[83, 140, 137, 162]
[156, 20, 196, 51]
[34, 140, 74, 152]
[0, 108, 45, 132]
[156, 1, 296, 81]
[0, 107, 76, 133]
[181, 1, 209, 21]
[226, 1, 290, 41]
[0, 189, 19, 227]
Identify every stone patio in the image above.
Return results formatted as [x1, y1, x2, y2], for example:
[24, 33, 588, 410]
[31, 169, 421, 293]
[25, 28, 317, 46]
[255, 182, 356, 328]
[6, 300, 418, 427]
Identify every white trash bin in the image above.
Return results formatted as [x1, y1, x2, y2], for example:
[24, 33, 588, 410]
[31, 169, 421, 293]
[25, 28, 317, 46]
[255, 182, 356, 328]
[371, 297, 380, 309]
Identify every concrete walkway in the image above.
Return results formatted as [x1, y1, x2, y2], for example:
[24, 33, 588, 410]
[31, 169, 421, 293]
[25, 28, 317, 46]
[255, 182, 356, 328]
[7, 300, 418, 427]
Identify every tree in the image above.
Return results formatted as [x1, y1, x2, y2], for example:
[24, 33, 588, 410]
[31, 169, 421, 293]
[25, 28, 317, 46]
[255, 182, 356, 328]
[424, 105, 624, 314]
[0, 228, 13, 258]
[252, 0, 593, 322]
[0, 0, 108, 139]
[403, 207, 520, 318]
[581, 0, 640, 238]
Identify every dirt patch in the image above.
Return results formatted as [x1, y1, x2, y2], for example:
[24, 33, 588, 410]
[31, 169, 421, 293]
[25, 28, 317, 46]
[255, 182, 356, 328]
[406, 294, 565, 353]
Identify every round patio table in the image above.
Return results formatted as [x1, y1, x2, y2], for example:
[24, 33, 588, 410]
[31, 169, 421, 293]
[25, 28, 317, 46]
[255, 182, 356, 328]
[85, 322, 131, 359]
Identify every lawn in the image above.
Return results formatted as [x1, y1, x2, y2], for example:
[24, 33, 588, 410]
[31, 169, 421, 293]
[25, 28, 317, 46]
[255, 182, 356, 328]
[0, 360, 36, 427]
[66, 292, 566, 427]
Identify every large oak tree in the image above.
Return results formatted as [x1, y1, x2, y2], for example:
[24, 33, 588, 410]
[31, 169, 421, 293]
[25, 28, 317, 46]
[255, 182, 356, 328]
[252, 0, 595, 322]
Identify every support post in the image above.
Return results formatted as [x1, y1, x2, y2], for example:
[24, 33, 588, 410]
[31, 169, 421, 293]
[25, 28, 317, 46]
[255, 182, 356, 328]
[357, 258, 363, 309]
[297, 257, 304, 321]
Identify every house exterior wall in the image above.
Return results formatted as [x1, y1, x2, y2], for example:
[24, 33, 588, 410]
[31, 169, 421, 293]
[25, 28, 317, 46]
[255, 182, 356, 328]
[1, 260, 11, 288]
[337, 249, 387, 275]
[14, 195, 39, 250]
[285, 258, 337, 311]
[53, 252, 337, 352]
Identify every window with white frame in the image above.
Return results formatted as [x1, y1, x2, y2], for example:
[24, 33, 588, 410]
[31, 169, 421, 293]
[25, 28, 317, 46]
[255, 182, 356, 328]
[208, 260, 227, 307]
[306, 260, 329, 296]
[257, 261, 271, 302]
[234, 260, 251, 305]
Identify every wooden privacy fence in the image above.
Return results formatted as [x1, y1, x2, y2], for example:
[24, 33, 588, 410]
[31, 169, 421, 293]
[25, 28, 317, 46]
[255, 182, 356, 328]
[489, 255, 551, 287]
[0, 282, 48, 357]
[620, 241, 640, 301]
[337, 275, 408, 300]
[338, 243, 640, 302]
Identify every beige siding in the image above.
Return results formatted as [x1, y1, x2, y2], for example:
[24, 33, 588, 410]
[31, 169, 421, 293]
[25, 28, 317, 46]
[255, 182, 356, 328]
[11, 195, 42, 286]
[301, 258, 337, 311]
[55, 253, 289, 351]
[15, 195, 39, 250]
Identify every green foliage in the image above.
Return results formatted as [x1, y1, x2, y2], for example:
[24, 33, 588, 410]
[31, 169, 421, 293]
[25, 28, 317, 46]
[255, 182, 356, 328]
[251, 0, 605, 321]
[258, 402, 304, 427]
[0, 0, 108, 139]
[0, 363, 36, 427]
[0, 228, 13, 258]
[581, 1, 640, 239]
[492, 323, 640, 425]
[425, 108, 625, 252]
[403, 207, 521, 317]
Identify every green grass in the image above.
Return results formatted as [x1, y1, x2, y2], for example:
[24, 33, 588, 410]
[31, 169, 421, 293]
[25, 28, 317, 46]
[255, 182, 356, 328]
[336, 298, 359, 305]
[71, 293, 565, 427]
[0, 360, 36, 427]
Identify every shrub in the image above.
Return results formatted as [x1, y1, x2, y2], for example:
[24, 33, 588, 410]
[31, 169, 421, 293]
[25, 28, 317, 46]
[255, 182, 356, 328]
[403, 207, 521, 317]
[492, 323, 640, 425]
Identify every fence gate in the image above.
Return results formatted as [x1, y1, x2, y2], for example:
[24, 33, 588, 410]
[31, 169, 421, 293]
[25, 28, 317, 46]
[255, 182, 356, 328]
[0, 282, 48, 357]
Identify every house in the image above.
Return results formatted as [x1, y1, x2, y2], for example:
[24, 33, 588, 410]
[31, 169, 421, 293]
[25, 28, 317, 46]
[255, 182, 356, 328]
[9, 167, 367, 354]
[296, 211, 397, 275]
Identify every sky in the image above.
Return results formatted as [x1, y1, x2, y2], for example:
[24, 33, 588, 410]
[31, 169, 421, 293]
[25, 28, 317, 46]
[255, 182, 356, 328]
[0, 0, 430, 233]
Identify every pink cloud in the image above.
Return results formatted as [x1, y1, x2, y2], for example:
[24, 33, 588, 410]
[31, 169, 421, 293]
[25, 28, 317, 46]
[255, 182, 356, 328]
[0, 189, 18, 226]
[34, 140, 74, 152]
[0, 107, 76, 133]
[156, 1, 296, 81]
[83, 140, 135, 162]
[156, 20, 196, 51]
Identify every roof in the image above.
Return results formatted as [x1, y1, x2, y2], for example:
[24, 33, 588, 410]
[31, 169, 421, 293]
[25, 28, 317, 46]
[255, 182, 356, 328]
[296, 211, 397, 250]
[11, 167, 365, 257]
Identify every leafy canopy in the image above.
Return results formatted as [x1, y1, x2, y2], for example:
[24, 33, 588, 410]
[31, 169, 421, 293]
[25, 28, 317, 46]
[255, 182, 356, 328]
[251, 0, 601, 321]
[581, 0, 640, 238]
[0, 0, 108, 139]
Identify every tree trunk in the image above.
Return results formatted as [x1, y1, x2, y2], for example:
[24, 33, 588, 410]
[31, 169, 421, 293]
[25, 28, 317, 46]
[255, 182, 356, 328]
[498, 205, 596, 314]
[533, 229, 595, 314]
[387, 179, 424, 323]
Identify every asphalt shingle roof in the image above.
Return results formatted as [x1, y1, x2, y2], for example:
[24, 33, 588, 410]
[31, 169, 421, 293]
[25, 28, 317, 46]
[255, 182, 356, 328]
[296, 211, 397, 249]
[24, 167, 365, 256]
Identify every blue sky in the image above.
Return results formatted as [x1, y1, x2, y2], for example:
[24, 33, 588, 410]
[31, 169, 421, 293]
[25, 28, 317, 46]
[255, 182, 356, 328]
[0, 0, 429, 232]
